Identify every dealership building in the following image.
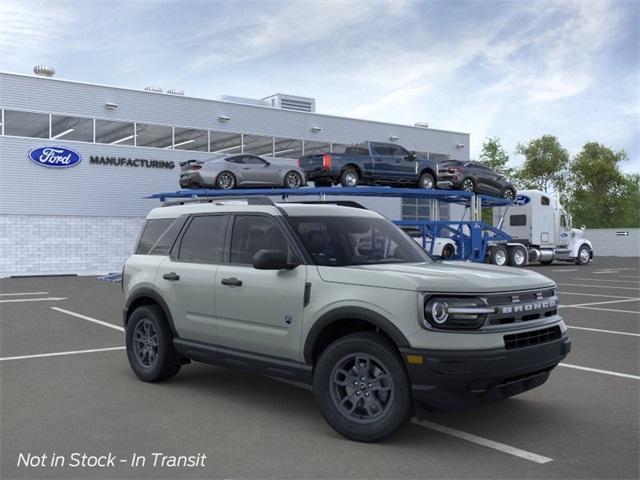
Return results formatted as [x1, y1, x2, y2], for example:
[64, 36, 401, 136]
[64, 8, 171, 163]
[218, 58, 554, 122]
[0, 69, 470, 277]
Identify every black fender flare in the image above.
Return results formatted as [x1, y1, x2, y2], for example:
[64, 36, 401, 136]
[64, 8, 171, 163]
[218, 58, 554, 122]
[123, 287, 178, 337]
[303, 306, 411, 364]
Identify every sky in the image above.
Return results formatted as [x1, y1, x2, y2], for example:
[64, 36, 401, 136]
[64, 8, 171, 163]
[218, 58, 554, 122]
[1, 0, 638, 172]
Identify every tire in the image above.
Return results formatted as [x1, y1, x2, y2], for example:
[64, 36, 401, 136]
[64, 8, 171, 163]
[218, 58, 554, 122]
[418, 172, 435, 190]
[489, 245, 508, 266]
[284, 170, 303, 189]
[441, 243, 455, 259]
[313, 332, 413, 442]
[507, 246, 527, 267]
[576, 244, 591, 265]
[461, 177, 475, 193]
[216, 171, 236, 190]
[126, 305, 181, 383]
[503, 188, 516, 201]
[340, 168, 359, 187]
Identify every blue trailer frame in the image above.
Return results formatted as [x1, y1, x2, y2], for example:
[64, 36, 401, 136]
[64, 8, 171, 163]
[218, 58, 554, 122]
[148, 186, 513, 263]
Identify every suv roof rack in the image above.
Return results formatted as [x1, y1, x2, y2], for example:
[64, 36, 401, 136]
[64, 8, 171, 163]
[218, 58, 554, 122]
[284, 200, 368, 209]
[162, 196, 275, 207]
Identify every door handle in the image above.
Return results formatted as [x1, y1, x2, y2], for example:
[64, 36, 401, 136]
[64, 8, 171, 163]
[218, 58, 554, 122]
[221, 277, 243, 287]
[163, 272, 180, 281]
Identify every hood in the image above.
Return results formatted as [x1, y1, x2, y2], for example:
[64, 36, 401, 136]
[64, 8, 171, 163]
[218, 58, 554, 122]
[317, 261, 555, 293]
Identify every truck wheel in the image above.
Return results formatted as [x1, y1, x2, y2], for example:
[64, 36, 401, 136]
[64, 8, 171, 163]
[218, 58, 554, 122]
[313, 332, 413, 442]
[461, 178, 475, 192]
[489, 245, 508, 266]
[340, 168, 359, 187]
[441, 243, 455, 259]
[284, 171, 303, 189]
[503, 188, 516, 201]
[576, 245, 591, 265]
[507, 246, 527, 267]
[418, 172, 435, 189]
[126, 305, 181, 382]
[216, 171, 236, 189]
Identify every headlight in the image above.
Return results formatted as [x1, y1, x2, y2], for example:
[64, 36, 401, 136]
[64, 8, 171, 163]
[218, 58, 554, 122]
[423, 297, 494, 330]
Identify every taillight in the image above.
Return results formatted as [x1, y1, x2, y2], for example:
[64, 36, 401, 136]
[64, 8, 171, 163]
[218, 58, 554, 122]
[297, 159, 301, 167]
[322, 154, 332, 171]
[448, 167, 460, 173]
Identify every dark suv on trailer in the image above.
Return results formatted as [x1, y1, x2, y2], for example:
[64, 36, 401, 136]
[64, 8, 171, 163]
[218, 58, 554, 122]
[437, 160, 516, 199]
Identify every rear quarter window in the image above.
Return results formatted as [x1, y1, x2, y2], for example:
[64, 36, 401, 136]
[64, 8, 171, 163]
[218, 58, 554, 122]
[135, 219, 173, 254]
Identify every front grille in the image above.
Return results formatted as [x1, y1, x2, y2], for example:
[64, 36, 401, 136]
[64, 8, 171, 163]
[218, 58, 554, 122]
[485, 288, 558, 327]
[504, 326, 561, 350]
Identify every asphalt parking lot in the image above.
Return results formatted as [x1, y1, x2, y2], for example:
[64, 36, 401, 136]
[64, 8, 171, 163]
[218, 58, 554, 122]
[1, 257, 638, 479]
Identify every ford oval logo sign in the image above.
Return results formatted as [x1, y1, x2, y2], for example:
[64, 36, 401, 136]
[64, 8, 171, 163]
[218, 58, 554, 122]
[513, 195, 530, 206]
[28, 146, 82, 168]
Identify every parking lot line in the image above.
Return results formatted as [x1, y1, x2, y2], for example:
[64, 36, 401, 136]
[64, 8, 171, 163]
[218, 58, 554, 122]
[559, 298, 640, 308]
[565, 305, 640, 315]
[412, 420, 554, 464]
[50, 307, 125, 332]
[572, 278, 640, 284]
[567, 325, 640, 337]
[0, 296, 67, 303]
[557, 283, 640, 291]
[552, 269, 578, 272]
[0, 346, 125, 362]
[271, 377, 553, 464]
[559, 363, 640, 380]
[0, 291, 49, 296]
[621, 275, 640, 279]
[557, 291, 636, 299]
[593, 271, 619, 274]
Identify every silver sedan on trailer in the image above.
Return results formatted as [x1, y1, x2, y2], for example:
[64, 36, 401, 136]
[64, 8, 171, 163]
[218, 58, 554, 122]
[179, 154, 307, 190]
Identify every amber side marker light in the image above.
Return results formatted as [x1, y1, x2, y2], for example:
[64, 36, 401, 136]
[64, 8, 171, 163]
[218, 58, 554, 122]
[406, 354, 424, 365]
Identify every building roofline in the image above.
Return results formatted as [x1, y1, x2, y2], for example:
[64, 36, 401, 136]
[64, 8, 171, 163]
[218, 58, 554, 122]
[0, 71, 470, 137]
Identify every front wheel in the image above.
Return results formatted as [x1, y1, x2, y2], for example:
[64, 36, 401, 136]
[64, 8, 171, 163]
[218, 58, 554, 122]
[126, 305, 181, 382]
[441, 243, 455, 259]
[576, 245, 591, 265]
[418, 172, 435, 189]
[461, 177, 475, 193]
[503, 188, 516, 201]
[313, 332, 413, 442]
[284, 171, 303, 189]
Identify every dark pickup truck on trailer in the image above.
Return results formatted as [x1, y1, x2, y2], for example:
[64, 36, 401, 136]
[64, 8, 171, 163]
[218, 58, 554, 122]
[298, 141, 439, 188]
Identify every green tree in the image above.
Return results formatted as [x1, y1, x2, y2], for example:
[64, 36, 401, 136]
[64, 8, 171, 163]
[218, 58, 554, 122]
[479, 137, 513, 177]
[566, 143, 638, 228]
[515, 135, 569, 193]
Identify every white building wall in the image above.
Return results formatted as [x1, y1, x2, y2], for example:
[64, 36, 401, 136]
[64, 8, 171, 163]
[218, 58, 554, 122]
[585, 228, 640, 257]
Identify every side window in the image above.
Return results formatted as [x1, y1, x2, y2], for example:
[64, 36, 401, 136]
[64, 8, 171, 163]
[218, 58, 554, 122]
[225, 156, 243, 164]
[242, 155, 267, 165]
[560, 215, 567, 228]
[510, 215, 527, 227]
[136, 219, 173, 254]
[149, 217, 187, 255]
[390, 145, 409, 157]
[541, 196, 550, 206]
[230, 215, 292, 265]
[177, 215, 227, 263]
[294, 221, 338, 266]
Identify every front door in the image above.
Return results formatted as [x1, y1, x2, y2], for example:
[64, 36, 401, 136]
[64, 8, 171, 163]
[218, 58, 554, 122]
[215, 214, 307, 361]
[157, 214, 228, 344]
[371, 143, 415, 182]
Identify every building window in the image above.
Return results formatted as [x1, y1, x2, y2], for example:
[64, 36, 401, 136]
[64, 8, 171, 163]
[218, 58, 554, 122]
[243, 134, 274, 156]
[51, 114, 93, 142]
[273, 137, 303, 159]
[209, 131, 243, 154]
[4, 110, 49, 138]
[303, 140, 330, 156]
[95, 119, 135, 145]
[401, 199, 450, 222]
[173, 127, 208, 151]
[136, 123, 173, 149]
[429, 153, 450, 163]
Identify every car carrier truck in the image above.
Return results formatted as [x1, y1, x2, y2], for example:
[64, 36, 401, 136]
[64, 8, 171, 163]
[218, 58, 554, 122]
[492, 190, 593, 266]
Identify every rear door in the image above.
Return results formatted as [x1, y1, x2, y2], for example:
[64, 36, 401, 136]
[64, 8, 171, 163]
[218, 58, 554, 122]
[157, 214, 228, 344]
[214, 214, 307, 361]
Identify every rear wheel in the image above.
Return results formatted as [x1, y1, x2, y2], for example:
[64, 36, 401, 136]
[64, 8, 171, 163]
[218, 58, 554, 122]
[461, 177, 475, 193]
[489, 245, 508, 266]
[340, 168, 359, 187]
[507, 246, 527, 267]
[503, 188, 516, 201]
[441, 243, 455, 259]
[216, 171, 236, 189]
[284, 171, 303, 189]
[313, 332, 413, 442]
[418, 172, 435, 189]
[126, 305, 181, 382]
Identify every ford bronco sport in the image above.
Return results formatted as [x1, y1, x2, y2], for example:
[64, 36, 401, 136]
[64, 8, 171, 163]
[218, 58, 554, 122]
[123, 197, 570, 442]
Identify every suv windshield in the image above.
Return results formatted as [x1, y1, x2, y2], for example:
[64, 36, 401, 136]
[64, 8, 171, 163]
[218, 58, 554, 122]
[287, 216, 432, 266]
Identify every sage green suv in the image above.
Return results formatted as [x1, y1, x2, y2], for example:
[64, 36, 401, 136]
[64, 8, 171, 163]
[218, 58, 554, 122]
[123, 197, 570, 442]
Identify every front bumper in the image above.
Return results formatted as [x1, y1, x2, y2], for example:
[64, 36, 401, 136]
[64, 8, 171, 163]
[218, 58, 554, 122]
[400, 335, 571, 415]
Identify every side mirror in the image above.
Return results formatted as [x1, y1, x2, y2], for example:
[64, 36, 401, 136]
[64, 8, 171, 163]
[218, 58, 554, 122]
[581, 225, 586, 231]
[252, 249, 298, 270]
[405, 151, 417, 161]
